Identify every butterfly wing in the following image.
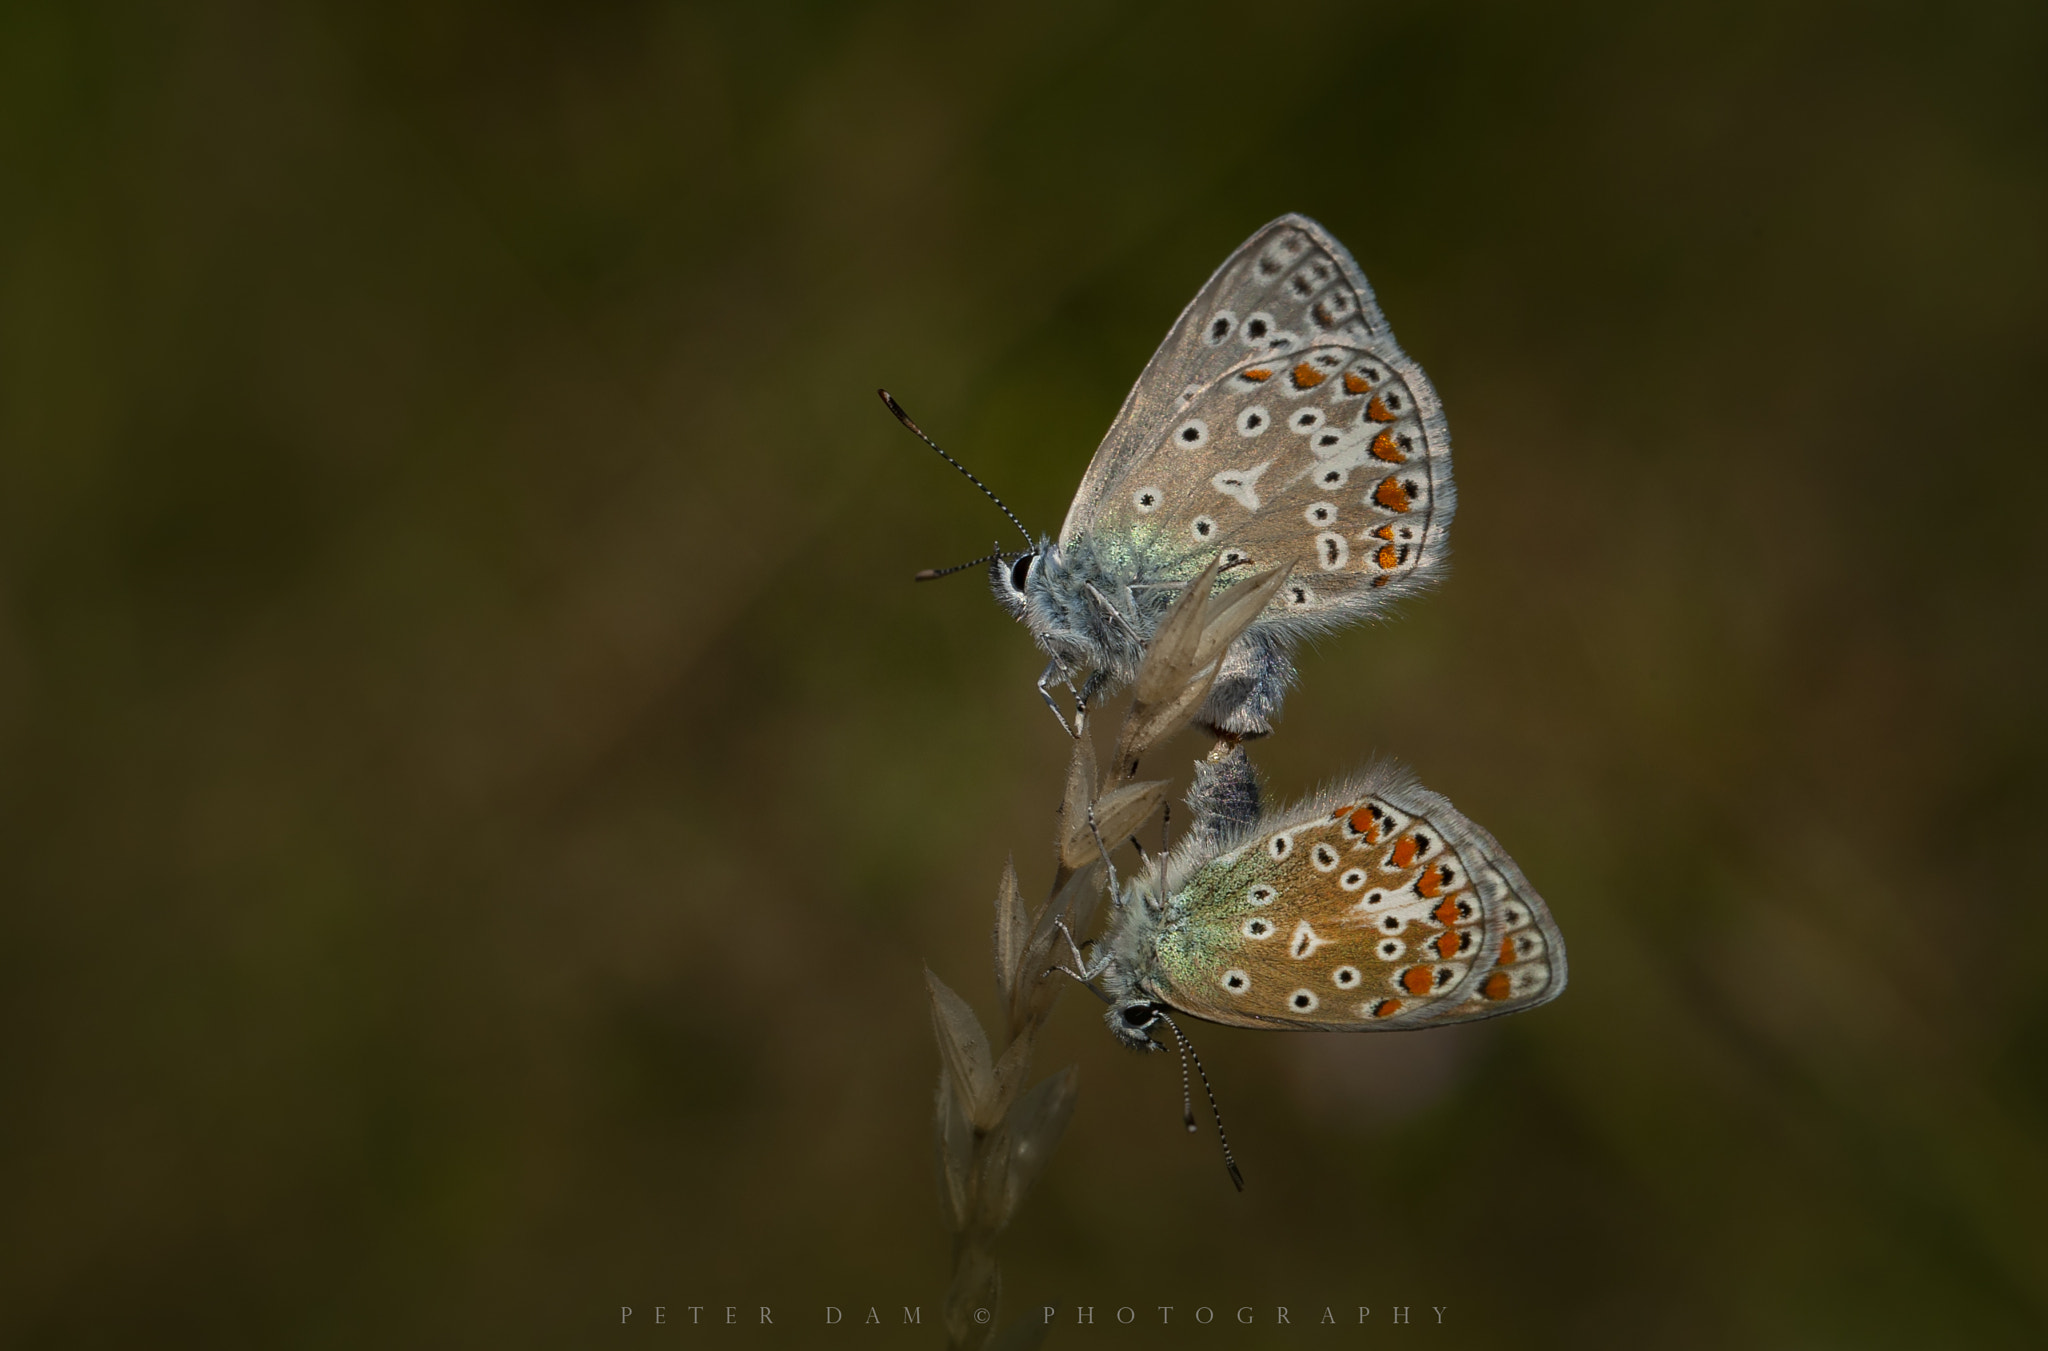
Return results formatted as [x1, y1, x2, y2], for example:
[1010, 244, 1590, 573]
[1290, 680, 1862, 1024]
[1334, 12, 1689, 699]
[1061, 215, 1453, 621]
[1143, 763, 1564, 1031]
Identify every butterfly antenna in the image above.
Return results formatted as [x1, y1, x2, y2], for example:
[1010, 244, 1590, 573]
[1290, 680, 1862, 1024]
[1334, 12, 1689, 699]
[1159, 1012, 1243, 1191]
[878, 389, 1035, 551]
[913, 541, 1006, 583]
[1167, 1012, 1196, 1130]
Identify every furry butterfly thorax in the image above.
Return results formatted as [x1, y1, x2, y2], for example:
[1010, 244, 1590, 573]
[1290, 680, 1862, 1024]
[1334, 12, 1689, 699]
[989, 213, 1456, 738]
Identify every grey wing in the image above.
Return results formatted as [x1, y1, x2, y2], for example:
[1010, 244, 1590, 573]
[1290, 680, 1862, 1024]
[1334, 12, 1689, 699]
[1073, 337, 1453, 630]
[1060, 214, 1442, 546]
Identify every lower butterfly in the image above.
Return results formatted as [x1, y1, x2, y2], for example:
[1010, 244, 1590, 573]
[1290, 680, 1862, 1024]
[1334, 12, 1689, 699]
[1066, 759, 1566, 1046]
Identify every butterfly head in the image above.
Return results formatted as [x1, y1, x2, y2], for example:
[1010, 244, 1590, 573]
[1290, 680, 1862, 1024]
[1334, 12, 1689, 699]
[1107, 998, 1166, 1050]
[989, 547, 1040, 621]
[1096, 877, 1171, 1050]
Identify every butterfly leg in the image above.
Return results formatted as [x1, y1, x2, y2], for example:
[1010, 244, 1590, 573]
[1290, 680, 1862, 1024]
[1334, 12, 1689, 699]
[1082, 581, 1143, 645]
[1073, 668, 1109, 735]
[1036, 659, 1078, 738]
[1085, 797, 1121, 900]
[1046, 919, 1108, 983]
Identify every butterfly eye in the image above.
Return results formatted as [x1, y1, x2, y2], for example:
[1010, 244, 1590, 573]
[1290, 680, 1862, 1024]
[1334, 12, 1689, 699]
[1121, 1004, 1158, 1027]
[1008, 553, 1035, 593]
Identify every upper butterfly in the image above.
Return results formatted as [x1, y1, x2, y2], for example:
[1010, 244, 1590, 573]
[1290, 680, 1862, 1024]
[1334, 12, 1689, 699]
[993, 214, 1454, 738]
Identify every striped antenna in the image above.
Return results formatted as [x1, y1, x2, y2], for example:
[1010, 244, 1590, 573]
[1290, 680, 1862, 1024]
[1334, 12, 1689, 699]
[879, 389, 1035, 550]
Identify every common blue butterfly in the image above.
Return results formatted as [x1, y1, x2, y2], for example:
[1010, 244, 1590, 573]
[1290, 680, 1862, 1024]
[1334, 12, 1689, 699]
[1064, 754, 1565, 1048]
[986, 215, 1456, 738]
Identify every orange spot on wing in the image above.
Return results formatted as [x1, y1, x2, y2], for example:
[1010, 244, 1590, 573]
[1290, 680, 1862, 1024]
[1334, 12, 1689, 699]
[1432, 895, 1463, 927]
[1372, 524, 1394, 540]
[1347, 806, 1375, 834]
[1482, 971, 1513, 1001]
[1369, 428, 1407, 462]
[1434, 931, 1461, 959]
[1242, 367, 1273, 382]
[1372, 999, 1403, 1018]
[1371, 576, 1389, 588]
[1376, 544, 1399, 570]
[1365, 395, 1398, 422]
[1291, 362, 1326, 388]
[1390, 835, 1419, 869]
[1416, 865, 1446, 898]
[1343, 371, 1372, 394]
[1500, 937, 1518, 965]
[1401, 966, 1435, 996]
[1373, 477, 1413, 512]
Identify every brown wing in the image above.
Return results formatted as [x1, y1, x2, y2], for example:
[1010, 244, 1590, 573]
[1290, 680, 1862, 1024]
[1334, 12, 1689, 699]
[1145, 766, 1563, 1031]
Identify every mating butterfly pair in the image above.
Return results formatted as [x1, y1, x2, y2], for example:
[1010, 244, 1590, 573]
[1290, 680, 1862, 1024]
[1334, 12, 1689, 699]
[911, 216, 1565, 1070]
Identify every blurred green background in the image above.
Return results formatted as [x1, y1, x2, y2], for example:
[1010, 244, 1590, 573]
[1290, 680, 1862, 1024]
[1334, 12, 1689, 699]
[4, 1, 2046, 1345]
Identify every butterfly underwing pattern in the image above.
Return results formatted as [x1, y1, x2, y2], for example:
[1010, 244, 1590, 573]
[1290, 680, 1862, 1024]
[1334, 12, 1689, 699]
[993, 214, 1455, 738]
[1080, 759, 1565, 1048]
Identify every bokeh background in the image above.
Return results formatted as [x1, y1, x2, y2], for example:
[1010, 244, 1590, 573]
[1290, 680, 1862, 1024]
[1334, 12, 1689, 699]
[5, 1, 2046, 1345]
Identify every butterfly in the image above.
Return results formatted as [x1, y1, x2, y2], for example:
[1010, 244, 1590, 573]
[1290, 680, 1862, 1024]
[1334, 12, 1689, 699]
[987, 214, 1455, 738]
[1063, 757, 1565, 1054]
